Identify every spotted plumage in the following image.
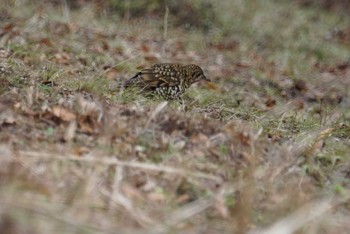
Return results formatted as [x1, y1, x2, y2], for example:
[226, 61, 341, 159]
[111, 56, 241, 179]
[123, 63, 209, 100]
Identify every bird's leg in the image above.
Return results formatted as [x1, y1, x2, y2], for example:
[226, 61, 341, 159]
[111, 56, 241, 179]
[178, 96, 186, 111]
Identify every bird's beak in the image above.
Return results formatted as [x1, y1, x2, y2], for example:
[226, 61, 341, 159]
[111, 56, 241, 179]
[203, 75, 210, 82]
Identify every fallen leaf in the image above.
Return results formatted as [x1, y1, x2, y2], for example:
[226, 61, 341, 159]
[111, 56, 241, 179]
[2, 23, 14, 33]
[64, 121, 77, 142]
[0, 48, 11, 58]
[206, 82, 219, 90]
[38, 38, 52, 46]
[0, 109, 16, 125]
[176, 194, 190, 204]
[293, 80, 308, 93]
[54, 52, 70, 64]
[101, 40, 109, 51]
[215, 195, 229, 218]
[73, 146, 90, 156]
[235, 62, 251, 68]
[147, 192, 165, 203]
[51, 105, 76, 122]
[121, 183, 144, 201]
[104, 67, 119, 80]
[140, 44, 150, 52]
[144, 55, 158, 62]
[265, 97, 276, 108]
[294, 98, 305, 110]
[235, 131, 251, 146]
[78, 116, 95, 133]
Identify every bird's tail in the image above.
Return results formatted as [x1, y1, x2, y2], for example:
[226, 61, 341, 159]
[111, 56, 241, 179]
[113, 72, 143, 90]
[123, 72, 143, 87]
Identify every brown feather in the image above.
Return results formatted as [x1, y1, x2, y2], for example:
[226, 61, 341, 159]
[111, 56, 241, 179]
[123, 63, 209, 100]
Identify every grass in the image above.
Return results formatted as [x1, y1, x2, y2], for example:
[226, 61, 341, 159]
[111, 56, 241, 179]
[0, 0, 350, 233]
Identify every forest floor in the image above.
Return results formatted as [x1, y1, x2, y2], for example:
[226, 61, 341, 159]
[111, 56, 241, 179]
[0, 1, 350, 233]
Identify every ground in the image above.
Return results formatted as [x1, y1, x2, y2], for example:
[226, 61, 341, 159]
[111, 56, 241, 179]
[0, 1, 350, 233]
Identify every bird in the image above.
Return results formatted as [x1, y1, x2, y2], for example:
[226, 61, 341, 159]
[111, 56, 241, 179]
[122, 63, 210, 100]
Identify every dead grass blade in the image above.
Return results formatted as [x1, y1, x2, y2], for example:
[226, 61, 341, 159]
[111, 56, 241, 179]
[147, 182, 242, 234]
[18, 151, 223, 182]
[104, 165, 156, 227]
[249, 191, 350, 234]
[0, 198, 119, 234]
[149, 198, 215, 234]
[145, 101, 168, 128]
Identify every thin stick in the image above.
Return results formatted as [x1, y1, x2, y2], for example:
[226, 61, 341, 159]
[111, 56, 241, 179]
[163, 6, 169, 40]
[147, 183, 242, 234]
[18, 151, 223, 182]
[145, 101, 168, 128]
[161, 6, 169, 56]
[149, 198, 215, 234]
[248, 193, 350, 234]
[114, 53, 142, 68]
[0, 199, 117, 234]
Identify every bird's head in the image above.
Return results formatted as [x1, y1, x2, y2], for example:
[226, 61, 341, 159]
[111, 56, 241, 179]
[186, 64, 210, 85]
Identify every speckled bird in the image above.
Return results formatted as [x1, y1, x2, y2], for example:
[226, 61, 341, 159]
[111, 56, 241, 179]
[123, 63, 210, 100]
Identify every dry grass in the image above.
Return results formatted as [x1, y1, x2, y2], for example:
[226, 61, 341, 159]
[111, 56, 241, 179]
[0, 0, 350, 233]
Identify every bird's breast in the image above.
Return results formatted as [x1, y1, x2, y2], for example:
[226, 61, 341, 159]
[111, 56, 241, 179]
[155, 86, 182, 100]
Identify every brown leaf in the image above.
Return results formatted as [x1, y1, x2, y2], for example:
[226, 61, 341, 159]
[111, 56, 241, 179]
[210, 40, 239, 51]
[0, 48, 11, 58]
[78, 116, 95, 133]
[265, 97, 276, 108]
[121, 183, 144, 201]
[307, 128, 334, 156]
[215, 195, 229, 218]
[136, 64, 146, 70]
[38, 38, 52, 46]
[293, 80, 308, 93]
[144, 55, 158, 63]
[104, 67, 119, 80]
[140, 44, 150, 52]
[235, 62, 251, 68]
[101, 40, 109, 51]
[39, 53, 47, 62]
[51, 106, 76, 122]
[54, 52, 70, 64]
[147, 191, 165, 203]
[191, 133, 210, 146]
[90, 44, 104, 53]
[267, 133, 282, 143]
[294, 98, 305, 110]
[331, 26, 350, 45]
[206, 82, 219, 90]
[235, 132, 251, 146]
[175, 41, 185, 50]
[176, 194, 190, 204]
[78, 57, 87, 66]
[0, 109, 16, 125]
[2, 23, 14, 33]
[73, 146, 90, 156]
[64, 121, 77, 142]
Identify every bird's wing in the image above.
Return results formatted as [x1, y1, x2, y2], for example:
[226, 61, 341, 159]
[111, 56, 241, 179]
[124, 64, 182, 88]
